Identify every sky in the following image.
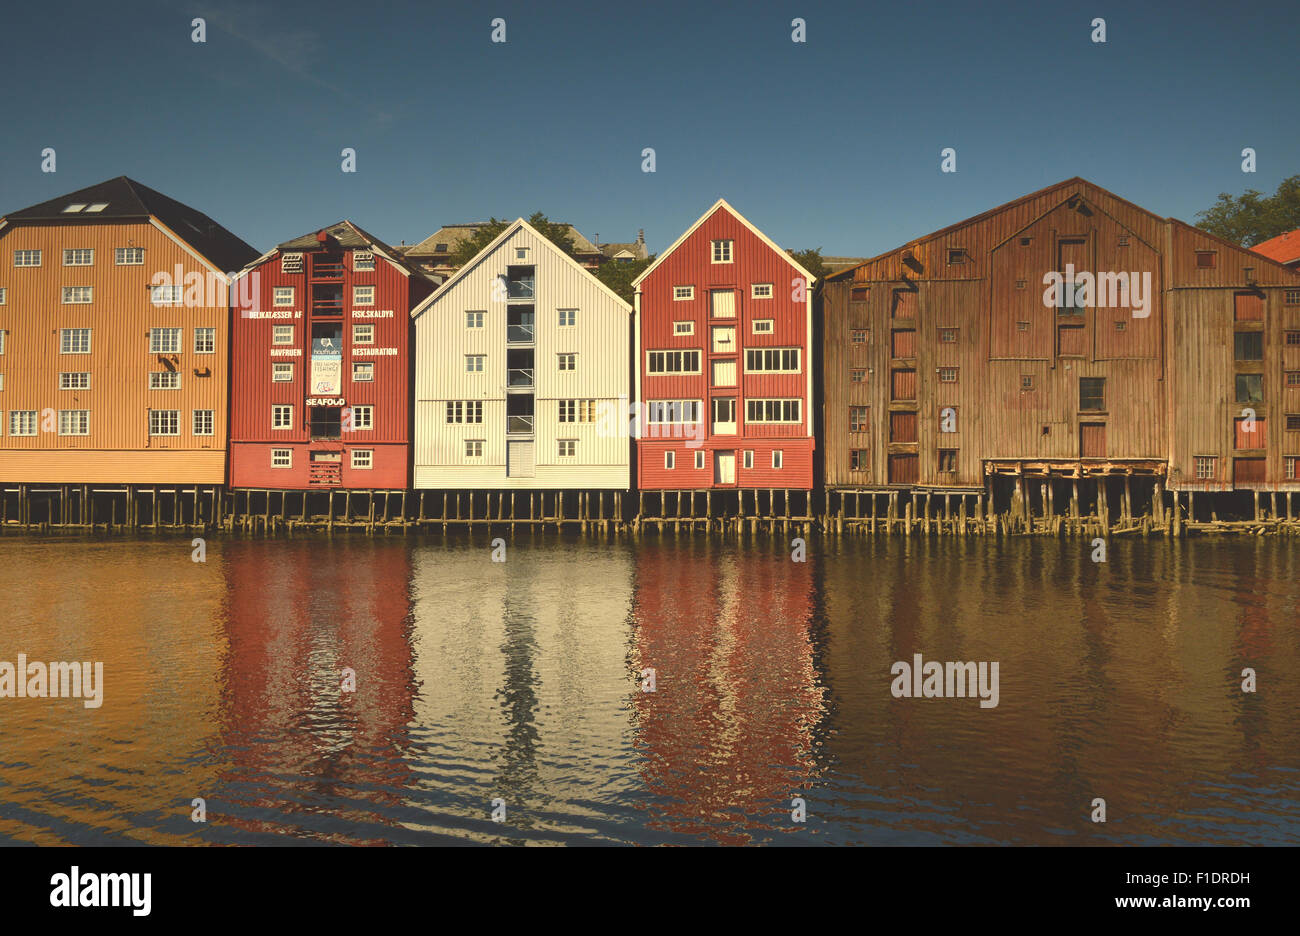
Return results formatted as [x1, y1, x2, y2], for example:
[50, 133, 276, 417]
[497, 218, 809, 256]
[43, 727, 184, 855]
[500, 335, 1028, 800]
[1, 0, 1297, 260]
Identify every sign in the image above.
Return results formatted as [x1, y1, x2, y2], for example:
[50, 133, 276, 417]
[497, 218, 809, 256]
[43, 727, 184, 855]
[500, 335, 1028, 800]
[306, 397, 346, 407]
[311, 358, 341, 394]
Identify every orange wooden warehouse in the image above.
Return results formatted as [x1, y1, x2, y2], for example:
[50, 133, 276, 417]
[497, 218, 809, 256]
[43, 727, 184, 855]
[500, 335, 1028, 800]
[0, 177, 258, 496]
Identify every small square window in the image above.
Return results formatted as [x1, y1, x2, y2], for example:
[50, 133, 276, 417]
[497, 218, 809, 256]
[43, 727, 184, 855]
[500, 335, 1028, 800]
[1286, 331, 1300, 347]
[273, 325, 294, 346]
[558, 309, 577, 327]
[1287, 414, 1300, 432]
[1236, 331, 1265, 359]
[1018, 237, 1032, 247]
[466, 355, 485, 372]
[674, 321, 694, 335]
[850, 450, 868, 471]
[274, 287, 294, 307]
[673, 286, 694, 301]
[851, 329, 868, 343]
[850, 286, 869, 302]
[753, 319, 774, 334]
[851, 369, 866, 383]
[272, 404, 294, 429]
[1195, 456, 1216, 480]
[947, 248, 966, 264]
[352, 362, 373, 382]
[1195, 251, 1217, 268]
[558, 353, 576, 371]
[353, 285, 375, 306]
[938, 367, 958, 383]
[1117, 235, 1130, 247]
[1287, 371, 1300, 388]
[1021, 375, 1035, 390]
[351, 449, 373, 469]
[465, 440, 485, 457]
[1017, 320, 1030, 331]
[352, 324, 374, 345]
[1285, 289, 1300, 306]
[558, 439, 577, 457]
[751, 283, 773, 299]
[711, 240, 733, 264]
[466, 311, 485, 328]
[1115, 320, 1127, 331]
[849, 406, 869, 431]
[273, 362, 294, 382]
[271, 448, 292, 468]
[939, 327, 958, 343]
[1015, 280, 1027, 290]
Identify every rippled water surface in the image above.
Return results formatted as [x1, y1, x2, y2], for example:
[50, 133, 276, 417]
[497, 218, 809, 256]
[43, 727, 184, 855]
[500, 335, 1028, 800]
[0, 533, 1297, 845]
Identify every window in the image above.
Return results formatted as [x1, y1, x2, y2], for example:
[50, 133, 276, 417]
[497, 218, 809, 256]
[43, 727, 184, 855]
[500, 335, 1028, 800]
[85, 203, 108, 213]
[194, 327, 215, 353]
[694, 450, 705, 469]
[272, 405, 294, 429]
[353, 285, 375, 306]
[753, 319, 774, 334]
[1117, 236, 1129, 247]
[63, 249, 93, 266]
[150, 328, 181, 353]
[352, 362, 373, 382]
[1288, 415, 1300, 432]
[1016, 280, 1028, 290]
[850, 287, 870, 302]
[1017, 320, 1030, 331]
[647, 349, 701, 373]
[62, 286, 93, 304]
[62, 204, 86, 214]
[0, 288, 5, 305]
[352, 324, 374, 345]
[466, 311, 485, 328]
[57, 410, 89, 435]
[673, 321, 694, 335]
[150, 285, 182, 305]
[1079, 377, 1106, 411]
[744, 348, 801, 373]
[939, 328, 958, 343]
[646, 401, 700, 423]
[273, 325, 294, 346]
[1019, 237, 1033, 247]
[445, 401, 484, 424]
[850, 329, 867, 343]
[743, 450, 754, 469]
[745, 399, 801, 423]
[350, 405, 373, 430]
[1288, 457, 1300, 480]
[938, 449, 958, 472]
[1285, 289, 1300, 306]
[149, 371, 181, 390]
[280, 252, 303, 274]
[673, 286, 695, 301]
[947, 248, 966, 264]
[272, 362, 294, 382]
[851, 369, 866, 383]
[193, 410, 214, 436]
[850, 406, 869, 431]
[115, 248, 145, 265]
[751, 283, 773, 299]
[1021, 374, 1035, 391]
[466, 355, 485, 372]
[59, 372, 90, 390]
[665, 451, 675, 469]
[342, 449, 371, 471]
[938, 367, 959, 383]
[771, 450, 784, 469]
[149, 410, 179, 435]
[271, 448, 292, 468]
[1195, 250, 1217, 268]
[1235, 331, 1264, 360]
[353, 251, 375, 272]
[1115, 320, 1127, 332]
[9, 411, 37, 435]
[558, 399, 597, 423]
[558, 353, 576, 371]
[61, 329, 91, 354]
[1195, 456, 1216, 480]
[274, 287, 294, 307]
[558, 309, 577, 327]
[465, 440, 484, 457]
[1288, 371, 1300, 388]
[850, 450, 868, 471]
[711, 240, 733, 263]
[1235, 374, 1263, 403]
[1286, 331, 1300, 347]
[13, 250, 41, 267]
[0, 330, 4, 354]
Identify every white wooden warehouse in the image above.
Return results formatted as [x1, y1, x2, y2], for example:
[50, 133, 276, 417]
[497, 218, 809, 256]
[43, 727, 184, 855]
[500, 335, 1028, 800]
[411, 218, 633, 490]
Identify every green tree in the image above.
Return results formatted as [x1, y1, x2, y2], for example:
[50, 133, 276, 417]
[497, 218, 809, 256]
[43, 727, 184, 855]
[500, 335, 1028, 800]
[787, 248, 827, 282]
[1195, 175, 1300, 246]
[449, 212, 577, 267]
[592, 256, 655, 305]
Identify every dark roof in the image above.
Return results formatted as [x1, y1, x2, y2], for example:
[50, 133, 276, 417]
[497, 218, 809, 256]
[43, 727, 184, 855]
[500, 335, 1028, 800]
[268, 220, 436, 282]
[2, 175, 258, 272]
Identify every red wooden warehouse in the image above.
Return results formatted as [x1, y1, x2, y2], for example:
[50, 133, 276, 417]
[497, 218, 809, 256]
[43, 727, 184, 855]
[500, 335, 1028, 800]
[229, 222, 437, 490]
[633, 199, 816, 502]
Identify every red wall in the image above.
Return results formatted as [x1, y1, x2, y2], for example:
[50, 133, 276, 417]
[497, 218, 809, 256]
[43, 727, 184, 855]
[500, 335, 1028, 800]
[229, 238, 432, 489]
[638, 204, 814, 490]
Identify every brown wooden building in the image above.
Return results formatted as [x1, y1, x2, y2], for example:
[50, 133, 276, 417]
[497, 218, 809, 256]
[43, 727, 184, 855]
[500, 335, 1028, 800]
[821, 177, 1300, 522]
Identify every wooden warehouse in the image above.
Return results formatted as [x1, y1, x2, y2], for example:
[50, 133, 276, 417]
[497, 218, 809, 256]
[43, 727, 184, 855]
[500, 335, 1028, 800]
[410, 218, 632, 525]
[0, 176, 258, 526]
[229, 222, 436, 501]
[822, 177, 1300, 531]
[633, 199, 816, 522]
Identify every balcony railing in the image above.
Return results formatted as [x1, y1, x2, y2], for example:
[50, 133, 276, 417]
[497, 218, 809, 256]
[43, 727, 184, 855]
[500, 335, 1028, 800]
[507, 368, 534, 388]
[311, 259, 345, 280]
[507, 279, 535, 300]
[507, 324, 535, 343]
[507, 415, 535, 434]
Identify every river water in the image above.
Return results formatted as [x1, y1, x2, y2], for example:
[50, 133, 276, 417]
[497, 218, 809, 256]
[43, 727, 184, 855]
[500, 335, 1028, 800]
[0, 533, 1296, 846]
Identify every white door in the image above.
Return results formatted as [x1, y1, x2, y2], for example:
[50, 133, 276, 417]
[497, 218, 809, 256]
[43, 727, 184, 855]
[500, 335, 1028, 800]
[714, 450, 736, 484]
[710, 289, 736, 318]
[712, 398, 736, 434]
[507, 440, 535, 477]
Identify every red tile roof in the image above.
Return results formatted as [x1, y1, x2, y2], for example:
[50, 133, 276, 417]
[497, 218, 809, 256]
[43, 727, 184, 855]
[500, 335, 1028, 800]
[1251, 229, 1300, 264]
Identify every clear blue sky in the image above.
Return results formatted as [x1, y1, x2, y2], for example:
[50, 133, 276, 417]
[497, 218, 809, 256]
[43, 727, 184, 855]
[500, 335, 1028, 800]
[2, 0, 1296, 259]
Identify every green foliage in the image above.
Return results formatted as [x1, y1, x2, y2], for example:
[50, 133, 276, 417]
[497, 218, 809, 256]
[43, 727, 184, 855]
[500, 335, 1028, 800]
[449, 212, 577, 267]
[593, 256, 655, 305]
[787, 247, 827, 282]
[1195, 175, 1300, 246]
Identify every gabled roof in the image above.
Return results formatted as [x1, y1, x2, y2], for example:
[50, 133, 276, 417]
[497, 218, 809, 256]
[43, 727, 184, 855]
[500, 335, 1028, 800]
[411, 217, 631, 320]
[631, 198, 815, 288]
[1, 175, 258, 272]
[1251, 229, 1300, 265]
[407, 221, 600, 258]
[241, 220, 436, 283]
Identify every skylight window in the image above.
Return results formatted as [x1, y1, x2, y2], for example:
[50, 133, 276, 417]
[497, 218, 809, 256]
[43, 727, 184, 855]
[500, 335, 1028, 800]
[85, 203, 109, 213]
[62, 204, 86, 213]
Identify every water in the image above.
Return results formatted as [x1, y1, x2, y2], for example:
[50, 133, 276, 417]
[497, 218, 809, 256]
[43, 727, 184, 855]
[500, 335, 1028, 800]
[0, 533, 1297, 846]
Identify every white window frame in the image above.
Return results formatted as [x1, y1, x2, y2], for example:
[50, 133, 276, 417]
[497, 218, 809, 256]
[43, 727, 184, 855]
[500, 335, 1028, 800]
[350, 449, 374, 469]
[272, 325, 295, 346]
[558, 309, 577, 327]
[272, 362, 294, 382]
[664, 451, 675, 469]
[645, 400, 702, 424]
[353, 285, 375, 306]
[149, 410, 180, 436]
[63, 249, 94, 266]
[9, 410, 37, 436]
[115, 247, 145, 265]
[466, 311, 485, 328]
[192, 410, 214, 436]
[0, 288, 5, 305]
[280, 252, 303, 274]
[751, 283, 773, 299]
[149, 285, 183, 306]
[711, 240, 734, 264]
[194, 327, 216, 354]
[271, 448, 293, 468]
[558, 399, 597, 424]
[745, 399, 802, 424]
[352, 251, 375, 271]
[59, 372, 90, 390]
[58, 410, 89, 436]
[465, 355, 485, 373]
[13, 250, 41, 267]
[772, 450, 784, 469]
[557, 439, 577, 457]
[744, 348, 801, 373]
[646, 349, 702, 374]
[673, 286, 695, 301]
[273, 286, 295, 307]
[752, 319, 774, 334]
[62, 286, 93, 304]
[673, 321, 694, 335]
[149, 328, 182, 354]
[352, 362, 373, 382]
[557, 353, 576, 371]
[694, 450, 705, 470]
[60, 328, 92, 354]
[465, 439, 485, 457]
[743, 450, 754, 469]
[352, 323, 375, 345]
[272, 404, 294, 430]
[149, 371, 182, 390]
[350, 405, 373, 430]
